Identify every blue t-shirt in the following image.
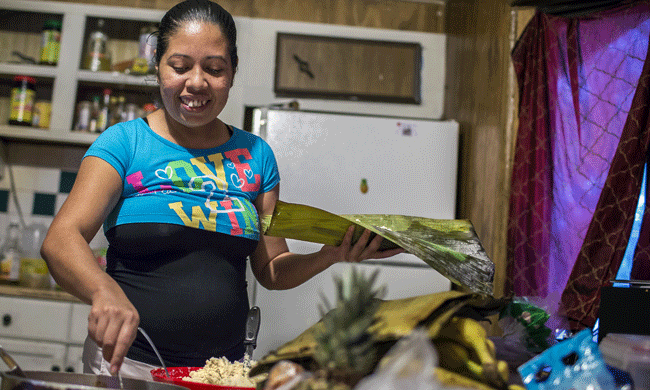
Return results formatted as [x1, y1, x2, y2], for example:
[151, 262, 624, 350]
[83, 118, 280, 366]
[85, 118, 280, 241]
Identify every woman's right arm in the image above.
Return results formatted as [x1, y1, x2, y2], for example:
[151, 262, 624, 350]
[41, 156, 139, 375]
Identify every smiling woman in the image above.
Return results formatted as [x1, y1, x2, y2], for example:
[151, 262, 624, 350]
[152, 19, 234, 148]
[40, 0, 404, 381]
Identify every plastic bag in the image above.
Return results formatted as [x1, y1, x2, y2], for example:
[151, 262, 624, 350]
[518, 329, 617, 390]
[498, 295, 557, 354]
[354, 328, 439, 390]
[263, 360, 312, 390]
[492, 293, 573, 369]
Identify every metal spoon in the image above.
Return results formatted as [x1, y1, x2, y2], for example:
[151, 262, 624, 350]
[0, 345, 27, 378]
[138, 327, 170, 378]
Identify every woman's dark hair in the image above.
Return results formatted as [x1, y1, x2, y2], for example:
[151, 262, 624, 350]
[155, 0, 238, 71]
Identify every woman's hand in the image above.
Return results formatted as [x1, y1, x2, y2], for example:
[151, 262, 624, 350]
[88, 286, 140, 375]
[320, 225, 405, 264]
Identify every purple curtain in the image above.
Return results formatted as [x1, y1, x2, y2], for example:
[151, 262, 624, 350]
[508, 2, 650, 329]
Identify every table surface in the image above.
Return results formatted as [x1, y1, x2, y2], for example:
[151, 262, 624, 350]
[0, 282, 80, 302]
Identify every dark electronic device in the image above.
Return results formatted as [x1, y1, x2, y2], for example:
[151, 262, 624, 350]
[598, 281, 650, 342]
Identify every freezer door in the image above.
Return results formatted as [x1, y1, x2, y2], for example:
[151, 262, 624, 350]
[254, 109, 459, 219]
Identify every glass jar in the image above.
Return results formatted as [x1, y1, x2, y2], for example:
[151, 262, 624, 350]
[132, 24, 157, 74]
[39, 19, 62, 66]
[0, 221, 23, 282]
[32, 100, 52, 129]
[9, 75, 36, 126]
[83, 19, 111, 71]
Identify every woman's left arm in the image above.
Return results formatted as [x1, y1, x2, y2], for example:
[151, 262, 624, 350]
[249, 185, 404, 290]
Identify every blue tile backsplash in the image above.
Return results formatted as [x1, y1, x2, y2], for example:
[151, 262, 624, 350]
[0, 190, 8, 213]
[59, 171, 77, 194]
[32, 193, 57, 217]
[0, 165, 106, 248]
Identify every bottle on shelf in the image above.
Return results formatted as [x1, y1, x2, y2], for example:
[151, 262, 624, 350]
[132, 24, 158, 75]
[19, 222, 51, 289]
[96, 88, 112, 132]
[74, 100, 92, 132]
[8, 75, 36, 127]
[39, 19, 62, 66]
[142, 103, 157, 117]
[0, 221, 23, 283]
[83, 19, 111, 72]
[89, 95, 101, 133]
[108, 96, 118, 125]
[111, 94, 127, 126]
[124, 103, 141, 122]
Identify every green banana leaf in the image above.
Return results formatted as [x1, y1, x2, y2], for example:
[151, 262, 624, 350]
[261, 200, 495, 296]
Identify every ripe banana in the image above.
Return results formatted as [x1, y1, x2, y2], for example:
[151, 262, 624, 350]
[435, 316, 509, 388]
[433, 338, 484, 382]
[508, 385, 526, 390]
[437, 317, 497, 366]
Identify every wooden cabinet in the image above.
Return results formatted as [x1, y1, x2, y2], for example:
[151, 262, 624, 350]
[274, 33, 422, 104]
[0, 295, 91, 372]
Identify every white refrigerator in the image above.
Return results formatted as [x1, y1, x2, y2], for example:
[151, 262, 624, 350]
[248, 108, 460, 357]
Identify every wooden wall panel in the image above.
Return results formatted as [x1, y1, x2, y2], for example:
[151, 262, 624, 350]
[274, 34, 421, 103]
[444, 0, 515, 303]
[41, 0, 445, 33]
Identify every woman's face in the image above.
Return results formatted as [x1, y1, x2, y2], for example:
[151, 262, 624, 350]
[157, 20, 234, 129]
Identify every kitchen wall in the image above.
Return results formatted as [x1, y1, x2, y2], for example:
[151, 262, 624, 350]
[1, 0, 449, 247]
[2, 0, 528, 306]
[0, 138, 109, 250]
[0, 151, 109, 251]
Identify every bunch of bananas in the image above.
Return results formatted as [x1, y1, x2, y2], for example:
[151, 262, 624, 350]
[433, 316, 510, 389]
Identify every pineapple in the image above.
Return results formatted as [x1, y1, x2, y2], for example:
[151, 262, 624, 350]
[302, 266, 387, 389]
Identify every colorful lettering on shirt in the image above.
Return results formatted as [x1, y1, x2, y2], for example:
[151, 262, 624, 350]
[127, 171, 173, 194]
[149, 151, 260, 236]
[167, 160, 202, 192]
[87, 120, 279, 240]
[192, 153, 228, 191]
[239, 199, 258, 236]
[169, 197, 258, 235]
[168, 201, 218, 230]
[224, 148, 260, 192]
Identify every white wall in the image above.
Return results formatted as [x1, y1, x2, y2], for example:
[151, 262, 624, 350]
[220, 16, 448, 128]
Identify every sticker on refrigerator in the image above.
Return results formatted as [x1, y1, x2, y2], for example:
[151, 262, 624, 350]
[397, 122, 417, 136]
[360, 178, 368, 194]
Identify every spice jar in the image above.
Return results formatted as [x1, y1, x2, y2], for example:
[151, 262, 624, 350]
[9, 75, 36, 126]
[32, 100, 52, 129]
[39, 19, 62, 66]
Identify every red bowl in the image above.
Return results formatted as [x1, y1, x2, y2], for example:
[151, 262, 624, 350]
[150, 367, 255, 390]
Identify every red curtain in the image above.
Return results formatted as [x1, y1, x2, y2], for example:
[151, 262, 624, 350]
[508, 1, 650, 330]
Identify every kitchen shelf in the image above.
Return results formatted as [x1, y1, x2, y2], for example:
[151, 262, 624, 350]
[0, 64, 58, 79]
[0, 125, 98, 147]
[76, 70, 157, 88]
[0, 0, 162, 148]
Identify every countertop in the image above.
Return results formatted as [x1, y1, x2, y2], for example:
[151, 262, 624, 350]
[0, 282, 81, 302]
